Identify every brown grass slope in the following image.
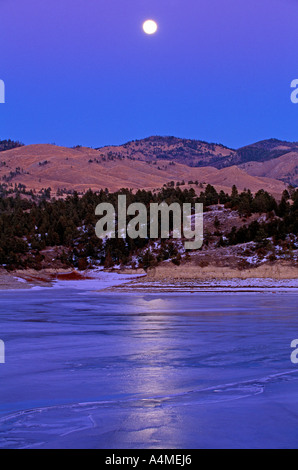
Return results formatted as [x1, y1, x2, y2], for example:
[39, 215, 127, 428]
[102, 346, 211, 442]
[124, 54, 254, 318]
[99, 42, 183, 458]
[0, 143, 287, 197]
[240, 151, 298, 187]
[97, 136, 298, 170]
[96, 135, 236, 168]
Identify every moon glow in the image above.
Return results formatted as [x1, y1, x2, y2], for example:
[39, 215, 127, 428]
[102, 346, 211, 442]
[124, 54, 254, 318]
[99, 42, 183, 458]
[143, 20, 158, 35]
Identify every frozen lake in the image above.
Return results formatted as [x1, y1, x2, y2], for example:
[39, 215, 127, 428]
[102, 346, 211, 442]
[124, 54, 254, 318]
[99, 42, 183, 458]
[0, 286, 298, 448]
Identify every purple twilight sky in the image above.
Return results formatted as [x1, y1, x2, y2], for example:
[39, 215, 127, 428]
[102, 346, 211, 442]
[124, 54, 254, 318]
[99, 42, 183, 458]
[0, 0, 297, 148]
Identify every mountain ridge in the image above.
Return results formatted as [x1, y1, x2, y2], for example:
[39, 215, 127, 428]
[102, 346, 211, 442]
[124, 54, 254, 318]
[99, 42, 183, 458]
[1, 136, 297, 196]
[0, 143, 287, 198]
[95, 135, 298, 174]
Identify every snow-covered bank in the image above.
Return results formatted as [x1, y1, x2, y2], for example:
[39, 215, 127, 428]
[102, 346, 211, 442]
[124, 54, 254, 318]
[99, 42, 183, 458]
[1, 266, 298, 293]
[47, 271, 146, 291]
[0, 268, 146, 291]
[108, 277, 298, 293]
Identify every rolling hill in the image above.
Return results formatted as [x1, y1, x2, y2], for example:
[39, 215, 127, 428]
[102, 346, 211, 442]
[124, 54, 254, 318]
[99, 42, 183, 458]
[97, 136, 298, 168]
[97, 136, 298, 186]
[96, 136, 237, 168]
[0, 143, 287, 198]
[239, 151, 298, 187]
[236, 138, 298, 165]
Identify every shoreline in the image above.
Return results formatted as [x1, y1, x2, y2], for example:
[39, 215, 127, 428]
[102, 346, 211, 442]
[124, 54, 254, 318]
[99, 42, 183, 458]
[0, 268, 146, 291]
[105, 275, 298, 293]
[0, 266, 298, 293]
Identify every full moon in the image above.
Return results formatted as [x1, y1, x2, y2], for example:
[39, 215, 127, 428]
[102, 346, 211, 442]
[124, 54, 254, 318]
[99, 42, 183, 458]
[143, 20, 158, 35]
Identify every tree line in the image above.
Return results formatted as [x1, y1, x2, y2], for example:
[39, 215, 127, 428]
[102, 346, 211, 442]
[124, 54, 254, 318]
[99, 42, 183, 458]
[0, 184, 297, 270]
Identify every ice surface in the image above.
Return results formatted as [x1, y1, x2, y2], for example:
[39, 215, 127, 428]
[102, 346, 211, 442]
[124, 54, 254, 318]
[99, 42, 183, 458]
[0, 286, 298, 448]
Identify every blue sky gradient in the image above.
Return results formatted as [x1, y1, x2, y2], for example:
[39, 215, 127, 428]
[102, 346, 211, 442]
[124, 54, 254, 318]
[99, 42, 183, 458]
[0, 0, 297, 148]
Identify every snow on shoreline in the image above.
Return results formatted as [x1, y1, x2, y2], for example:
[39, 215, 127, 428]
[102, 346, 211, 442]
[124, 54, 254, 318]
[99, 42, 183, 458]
[106, 276, 298, 293]
[32, 271, 146, 291]
[52, 275, 298, 294]
[3, 270, 298, 293]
